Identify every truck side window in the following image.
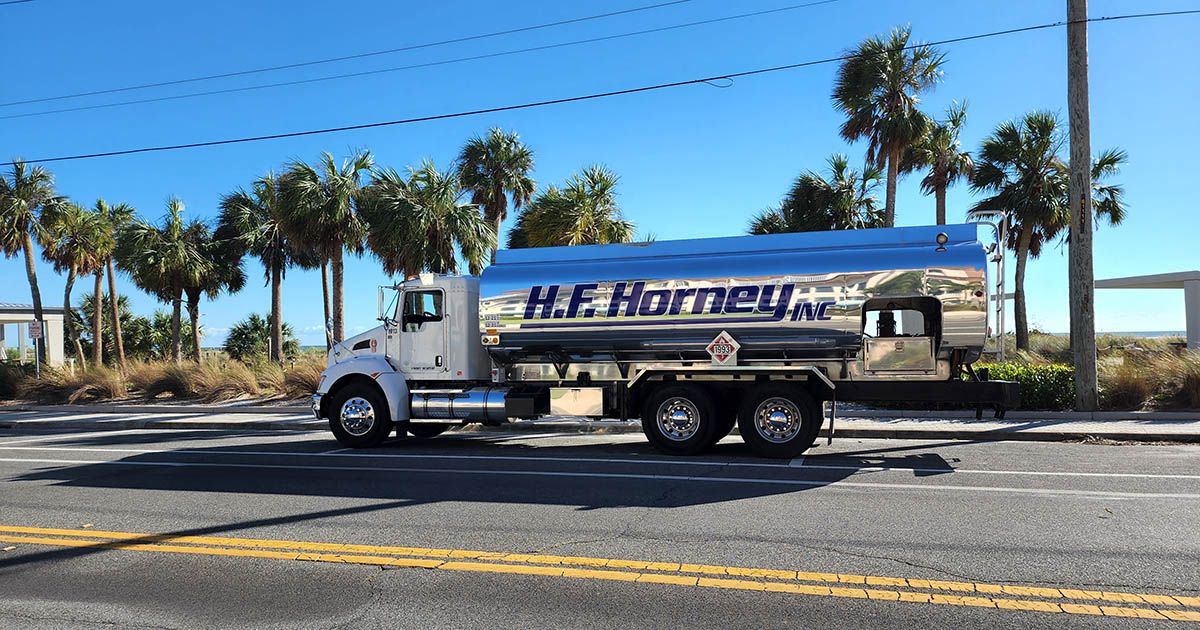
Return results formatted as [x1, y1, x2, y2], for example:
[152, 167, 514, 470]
[402, 290, 444, 332]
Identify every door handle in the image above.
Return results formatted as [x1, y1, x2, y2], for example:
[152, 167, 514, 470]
[435, 355, 443, 367]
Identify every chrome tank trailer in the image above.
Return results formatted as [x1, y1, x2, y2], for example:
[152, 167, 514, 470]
[479, 224, 989, 377]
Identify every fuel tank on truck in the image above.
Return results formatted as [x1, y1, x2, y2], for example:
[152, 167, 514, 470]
[478, 224, 989, 363]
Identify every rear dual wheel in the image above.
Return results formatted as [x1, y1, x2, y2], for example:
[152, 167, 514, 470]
[737, 384, 821, 459]
[641, 385, 719, 456]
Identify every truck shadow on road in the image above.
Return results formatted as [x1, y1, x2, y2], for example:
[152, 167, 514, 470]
[7, 432, 965, 510]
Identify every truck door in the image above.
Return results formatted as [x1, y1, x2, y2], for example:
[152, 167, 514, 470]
[400, 288, 448, 374]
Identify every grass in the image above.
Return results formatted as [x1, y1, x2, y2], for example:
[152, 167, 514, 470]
[15, 365, 128, 404]
[3, 355, 324, 405]
[282, 355, 325, 400]
[997, 333, 1187, 365]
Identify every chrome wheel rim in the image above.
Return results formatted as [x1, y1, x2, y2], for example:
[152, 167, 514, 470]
[657, 397, 700, 441]
[754, 397, 802, 443]
[340, 397, 375, 436]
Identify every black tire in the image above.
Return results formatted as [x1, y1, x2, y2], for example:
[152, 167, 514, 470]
[737, 383, 821, 458]
[406, 423, 451, 439]
[328, 382, 394, 448]
[641, 385, 718, 455]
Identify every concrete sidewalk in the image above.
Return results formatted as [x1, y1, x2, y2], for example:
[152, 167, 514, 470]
[2, 403, 1199, 443]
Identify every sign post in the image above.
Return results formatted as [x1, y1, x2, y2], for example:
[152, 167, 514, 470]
[28, 320, 43, 378]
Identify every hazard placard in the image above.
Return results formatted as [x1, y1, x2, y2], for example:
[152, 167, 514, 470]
[705, 330, 740, 365]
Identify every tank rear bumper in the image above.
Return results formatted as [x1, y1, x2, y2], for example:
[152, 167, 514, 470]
[836, 380, 1020, 409]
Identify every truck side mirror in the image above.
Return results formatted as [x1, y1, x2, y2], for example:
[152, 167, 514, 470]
[377, 287, 384, 321]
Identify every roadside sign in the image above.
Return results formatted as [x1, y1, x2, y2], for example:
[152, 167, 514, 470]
[28, 320, 42, 339]
[706, 330, 740, 365]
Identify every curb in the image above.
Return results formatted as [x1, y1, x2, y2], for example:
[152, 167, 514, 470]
[4, 403, 309, 415]
[3, 417, 1196, 444]
[845, 409, 1200, 421]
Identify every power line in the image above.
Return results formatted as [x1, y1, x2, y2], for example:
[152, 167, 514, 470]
[0, 0, 841, 121]
[6, 9, 1198, 167]
[0, 0, 695, 108]
[0, 0, 36, 5]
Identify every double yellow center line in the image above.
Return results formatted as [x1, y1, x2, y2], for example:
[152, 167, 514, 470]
[2, 525, 1197, 622]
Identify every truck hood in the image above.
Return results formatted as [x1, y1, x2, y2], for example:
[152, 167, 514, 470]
[328, 325, 389, 367]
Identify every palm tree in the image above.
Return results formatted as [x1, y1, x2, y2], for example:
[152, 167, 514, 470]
[38, 202, 102, 367]
[832, 26, 945, 227]
[902, 101, 974, 225]
[970, 112, 1069, 352]
[457, 128, 537, 264]
[94, 200, 135, 368]
[115, 197, 211, 363]
[181, 222, 246, 362]
[507, 166, 634, 248]
[219, 173, 317, 363]
[359, 161, 494, 277]
[1084, 148, 1128, 229]
[749, 154, 883, 234]
[280, 150, 373, 345]
[0, 160, 64, 363]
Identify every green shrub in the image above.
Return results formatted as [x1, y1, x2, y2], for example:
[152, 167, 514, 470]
[973, 362, 1075, 410]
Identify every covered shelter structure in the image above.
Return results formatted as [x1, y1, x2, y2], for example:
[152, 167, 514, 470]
[1096, 271, 1199, 351]
[0, 302, 65, 366]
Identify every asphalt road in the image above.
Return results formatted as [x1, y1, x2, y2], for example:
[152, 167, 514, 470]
[0, 423, 1198, 629]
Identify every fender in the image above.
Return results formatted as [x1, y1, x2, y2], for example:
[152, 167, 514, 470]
[317, 355, 410, 424]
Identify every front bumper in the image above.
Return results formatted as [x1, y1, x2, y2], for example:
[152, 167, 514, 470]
[311, 394, 323, 420]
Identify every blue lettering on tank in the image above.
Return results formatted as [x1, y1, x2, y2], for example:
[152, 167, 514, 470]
[521, 282, 836, 323]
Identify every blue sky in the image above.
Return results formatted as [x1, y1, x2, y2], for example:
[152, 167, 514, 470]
[2, 0, 1197, 346]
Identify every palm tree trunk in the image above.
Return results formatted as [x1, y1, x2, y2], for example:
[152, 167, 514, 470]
[21, 231, 46, 364]
[320, 259, 331, 349]
[1013, 227, 1033, 352]
[270, 263, 283, 363]
[331, 247, 344, 344]
[92, 270, 104, 366]
[171, 282, 183, 364]
[884, 146, 900, 228]
[187, 295, 202, 363]
[935, 186, 947, 226]
[106, 258, 125, 368]
[64, 264, 85, 370]
[490, 214, 501, 266]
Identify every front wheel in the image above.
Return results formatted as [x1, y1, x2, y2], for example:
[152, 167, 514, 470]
[328, 383, 393, 448]
[737, 384, 821, 458]
[641, 385, 718, 455]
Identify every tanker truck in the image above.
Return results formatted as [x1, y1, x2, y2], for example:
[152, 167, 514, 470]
[312, 222, 1019, 458]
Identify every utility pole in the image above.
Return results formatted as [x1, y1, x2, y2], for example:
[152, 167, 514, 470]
[1068, 0, 1098, 410]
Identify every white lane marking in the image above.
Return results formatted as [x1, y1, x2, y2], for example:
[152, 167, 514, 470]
[1, 445, 1199, 480]
[0, 429, 148, 446]
[1, 456, 1197, 500]
[789, 456, 806, 468]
